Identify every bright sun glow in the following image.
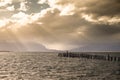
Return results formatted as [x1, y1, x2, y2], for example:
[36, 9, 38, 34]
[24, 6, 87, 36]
[0, 19, 9, 28]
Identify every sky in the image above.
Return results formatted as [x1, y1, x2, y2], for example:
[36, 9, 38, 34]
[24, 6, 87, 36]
[0, 0, 120, 51]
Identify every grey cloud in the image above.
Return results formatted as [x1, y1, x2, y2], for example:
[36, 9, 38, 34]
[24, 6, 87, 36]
[84, 0, 120, 17]
[12, 0, 49, 14]
[84, 24, 120, 37]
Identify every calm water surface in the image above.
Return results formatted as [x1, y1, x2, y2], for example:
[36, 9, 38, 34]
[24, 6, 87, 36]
[0, 52, 119, 80]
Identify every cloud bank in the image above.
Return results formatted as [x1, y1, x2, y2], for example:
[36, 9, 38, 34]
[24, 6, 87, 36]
[0, 0, 120, 50]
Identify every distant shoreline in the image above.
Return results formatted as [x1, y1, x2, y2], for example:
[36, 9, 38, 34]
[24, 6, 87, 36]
[0, 51, 120, 52]
[0, 51, 11, 52]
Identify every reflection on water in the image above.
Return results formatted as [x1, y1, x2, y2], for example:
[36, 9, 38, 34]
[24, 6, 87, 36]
[0, 52, 119, 80]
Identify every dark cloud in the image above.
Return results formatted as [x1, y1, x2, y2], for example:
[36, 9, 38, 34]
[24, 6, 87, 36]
[85, 0, 120, 17]
[84, 24, 120, 37]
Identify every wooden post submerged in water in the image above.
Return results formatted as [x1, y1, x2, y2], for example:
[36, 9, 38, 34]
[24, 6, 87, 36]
[58, 52, 120, 62]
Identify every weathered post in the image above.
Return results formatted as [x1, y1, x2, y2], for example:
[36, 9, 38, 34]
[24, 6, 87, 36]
[118, 57, 120, 61]
[107, 54, 110, 61]
[114, 57, 117, 61]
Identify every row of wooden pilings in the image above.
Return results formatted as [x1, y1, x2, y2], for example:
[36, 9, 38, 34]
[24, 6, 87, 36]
[58, 52, 120, 62]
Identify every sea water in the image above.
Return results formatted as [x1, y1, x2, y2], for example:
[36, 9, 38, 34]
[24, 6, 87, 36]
[0, 52, 119, 80]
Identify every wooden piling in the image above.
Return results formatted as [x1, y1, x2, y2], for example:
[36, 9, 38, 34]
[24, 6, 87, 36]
[58, 52, 120, 62]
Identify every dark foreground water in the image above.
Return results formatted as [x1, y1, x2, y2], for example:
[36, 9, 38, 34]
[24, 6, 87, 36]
[0, 52, 119, 80]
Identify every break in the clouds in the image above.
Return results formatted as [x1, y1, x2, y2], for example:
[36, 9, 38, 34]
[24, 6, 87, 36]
[0, 0, 120, 51]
